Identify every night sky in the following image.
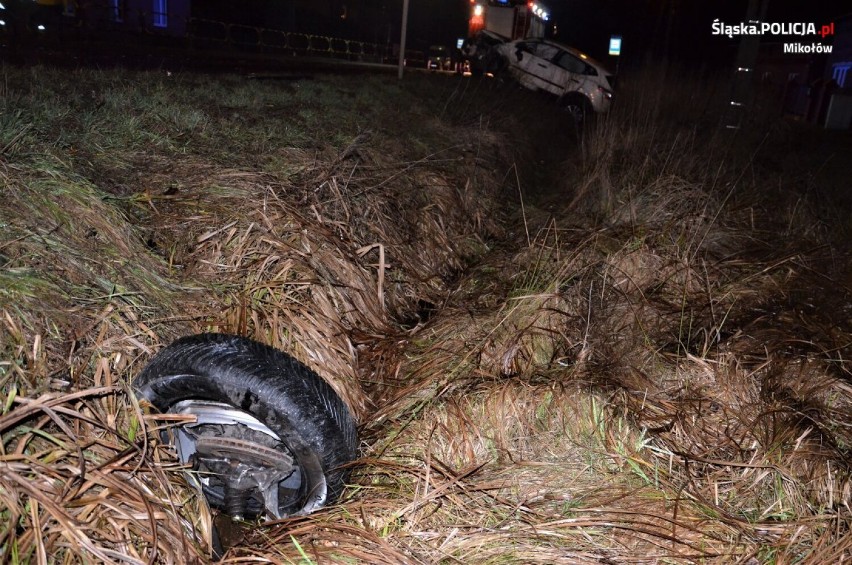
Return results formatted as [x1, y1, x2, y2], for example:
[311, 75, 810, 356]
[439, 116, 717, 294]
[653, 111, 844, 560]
[552, 0, 844, 64]
[404, 0, 846, 67]
[8, 0, 845, 71]
[399, 0, 472, 49]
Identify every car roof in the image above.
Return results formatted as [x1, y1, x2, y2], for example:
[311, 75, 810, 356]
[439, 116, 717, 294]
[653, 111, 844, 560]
[511, 38, 612, 74]
[477, 30, 509, 41]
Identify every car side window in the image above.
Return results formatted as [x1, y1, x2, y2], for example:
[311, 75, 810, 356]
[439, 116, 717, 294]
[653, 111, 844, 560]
[513, 41, 538, 62]
[556, 52, 589, 74]
[517, 42, 537, 55]
[536, 44, 560, 61]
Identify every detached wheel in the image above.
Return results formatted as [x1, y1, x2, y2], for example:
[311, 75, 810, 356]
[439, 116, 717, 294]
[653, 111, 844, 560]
[134, 333, 358, 521]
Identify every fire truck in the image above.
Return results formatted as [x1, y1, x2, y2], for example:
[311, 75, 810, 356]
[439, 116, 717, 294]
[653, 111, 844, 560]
[467, 0, 550, 41]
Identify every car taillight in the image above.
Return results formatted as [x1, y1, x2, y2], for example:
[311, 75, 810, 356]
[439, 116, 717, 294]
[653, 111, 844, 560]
[598, 86, 613, 99]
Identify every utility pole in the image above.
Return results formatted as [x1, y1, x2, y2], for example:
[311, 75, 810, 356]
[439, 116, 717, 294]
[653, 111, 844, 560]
[398, 0, 410, 79]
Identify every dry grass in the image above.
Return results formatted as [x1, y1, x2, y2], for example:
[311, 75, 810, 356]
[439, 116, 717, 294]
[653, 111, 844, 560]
[1, 64, 850, 563]
[0, 383, 210, 563]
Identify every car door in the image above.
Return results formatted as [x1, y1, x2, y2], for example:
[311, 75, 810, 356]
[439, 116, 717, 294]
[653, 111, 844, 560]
[552, 50, 592, 98]
[511, 41, 562, 94]
[526, 43, 563, 95]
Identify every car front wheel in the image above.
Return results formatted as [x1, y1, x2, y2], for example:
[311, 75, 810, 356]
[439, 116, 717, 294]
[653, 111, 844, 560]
[561, 95, 594, 125]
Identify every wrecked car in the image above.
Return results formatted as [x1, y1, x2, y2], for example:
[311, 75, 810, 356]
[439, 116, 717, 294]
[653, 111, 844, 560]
[495, 38, 615, 122]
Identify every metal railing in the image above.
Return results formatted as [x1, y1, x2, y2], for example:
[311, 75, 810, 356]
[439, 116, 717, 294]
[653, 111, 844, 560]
[189, 18, 383, 61]
[0, 2, 427, 68]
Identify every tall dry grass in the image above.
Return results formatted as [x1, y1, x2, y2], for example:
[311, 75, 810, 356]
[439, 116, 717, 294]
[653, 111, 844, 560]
[1, 63, 849, 563]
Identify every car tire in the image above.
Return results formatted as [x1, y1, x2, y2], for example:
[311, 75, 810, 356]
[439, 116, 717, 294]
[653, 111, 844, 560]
[134, 333, 358, 521]
[561, 95, 593, 125]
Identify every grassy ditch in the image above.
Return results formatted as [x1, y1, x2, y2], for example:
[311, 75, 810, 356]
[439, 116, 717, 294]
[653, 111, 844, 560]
[1, 64, 850, 563]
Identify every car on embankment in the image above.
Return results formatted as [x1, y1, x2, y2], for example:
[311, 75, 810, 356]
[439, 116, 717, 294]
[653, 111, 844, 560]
[494, 38, 615, 122]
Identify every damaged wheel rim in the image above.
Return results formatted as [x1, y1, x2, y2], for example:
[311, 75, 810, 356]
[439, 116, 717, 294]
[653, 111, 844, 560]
[169, 399, 327, 520]
[135, 334, 357, 525]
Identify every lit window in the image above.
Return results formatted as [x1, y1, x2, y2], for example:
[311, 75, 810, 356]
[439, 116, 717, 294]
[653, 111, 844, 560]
[152, 0, 167, 28]
[832, 63, 851, 88]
